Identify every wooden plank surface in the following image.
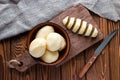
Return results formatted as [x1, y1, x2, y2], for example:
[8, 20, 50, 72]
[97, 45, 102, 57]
[7, 4, 103, 72]
[50, 4, 103, 66]
[0, 8, 120, 80]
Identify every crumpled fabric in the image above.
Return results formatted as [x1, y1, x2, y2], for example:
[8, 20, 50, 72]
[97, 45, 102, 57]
[79, 0, 120, 21]
[0, 0, 119, 40]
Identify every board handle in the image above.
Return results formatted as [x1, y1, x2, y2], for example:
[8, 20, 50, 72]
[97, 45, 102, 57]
[79, 53, 98, 78]
[8, 51, 37, 72]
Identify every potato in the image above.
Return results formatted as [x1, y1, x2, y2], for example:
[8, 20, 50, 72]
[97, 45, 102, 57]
[59, 37, 66, 51]
[29, 38, 46, 58]
[67, 17, 75, 29]
[41, 50, 59, 63]
[62, 16, 69, 25]
[62, 16, 99, 38]
[78, 21, 87, 34]
[91, 28, 98, 37]
[72, 18, 81, 33]
[36, 26, 54, 39]
[84, 24, 93, 36]
[46, 33, 63, 51]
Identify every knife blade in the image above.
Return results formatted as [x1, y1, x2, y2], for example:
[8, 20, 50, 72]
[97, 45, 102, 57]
[79, 29, 118, 78]
[95, 29, 118, 55]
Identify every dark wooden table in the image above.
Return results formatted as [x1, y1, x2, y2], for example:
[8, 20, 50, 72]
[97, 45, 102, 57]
[0, 12, 119, 80]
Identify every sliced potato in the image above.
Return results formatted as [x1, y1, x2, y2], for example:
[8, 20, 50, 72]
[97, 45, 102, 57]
[78, 21, 87, 34]
[41, 50, 59, 63]
[91, 28, 98, 37]
[72, 18, 81, 33]
[62, 16, 69, 25]
[84, 24, 93, 36]
[46, 33, 63, 51]
[36, 26, 54, 39]
[67, 17, 75, 29]
[29, 38, 46, 58]
[62, 16, 98, 38]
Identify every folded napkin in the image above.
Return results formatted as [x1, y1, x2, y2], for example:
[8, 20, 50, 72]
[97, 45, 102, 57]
[0, 0, 119, 40]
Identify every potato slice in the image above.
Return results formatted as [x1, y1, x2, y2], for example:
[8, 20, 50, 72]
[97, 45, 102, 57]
[84, 24, 93, 36]
[41, 50, 59, 63]
[67, 17, 75, 29]
[46, 33, 63, 51]
[78, 21, 87, 34]
[59, 37, 66, 51]
[36, 26, 54, 39]
[62, 16, 69, 25]
[29, 38, 46, 58]
[91, 28, 98, 37]
[72, 18, 81, 33]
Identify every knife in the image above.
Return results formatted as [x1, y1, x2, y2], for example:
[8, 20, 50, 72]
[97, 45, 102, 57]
[79, 29, 118, 78]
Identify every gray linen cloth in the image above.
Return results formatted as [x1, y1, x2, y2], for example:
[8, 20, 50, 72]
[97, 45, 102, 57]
[0, 0, 120, 40]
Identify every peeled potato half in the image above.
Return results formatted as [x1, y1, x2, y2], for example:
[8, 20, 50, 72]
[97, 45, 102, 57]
[29, 38, 46, 58]
[41, 50, 59, 63]
[46, 33, 63, 51]
[36, 26, 54, 39]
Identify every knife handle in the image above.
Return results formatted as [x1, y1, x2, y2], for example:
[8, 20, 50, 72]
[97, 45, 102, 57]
[79, 54, 98, 78]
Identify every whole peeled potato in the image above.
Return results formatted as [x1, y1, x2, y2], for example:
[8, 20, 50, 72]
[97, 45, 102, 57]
[59, 36, 66, 51]
[29, 38, 46, 58]
[46, 33, 64, 51]
[36, 26, 54, 39]
[40, 50, 59, 63]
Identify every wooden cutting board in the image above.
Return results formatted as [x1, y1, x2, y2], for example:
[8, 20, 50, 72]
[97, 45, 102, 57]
[10, 4, 103, 72]
[49, 4, 103, 66]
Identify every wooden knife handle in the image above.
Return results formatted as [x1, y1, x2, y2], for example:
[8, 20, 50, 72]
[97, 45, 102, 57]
[79, 53, 98, 78]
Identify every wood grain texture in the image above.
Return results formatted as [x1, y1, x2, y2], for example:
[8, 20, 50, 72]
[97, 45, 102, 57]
[50, 4, 103, 66]
[79, 53, 98, 78]
[6, 4, 103, 72]
[0, 4, 120, 80]
[0, 41, 4, 80]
